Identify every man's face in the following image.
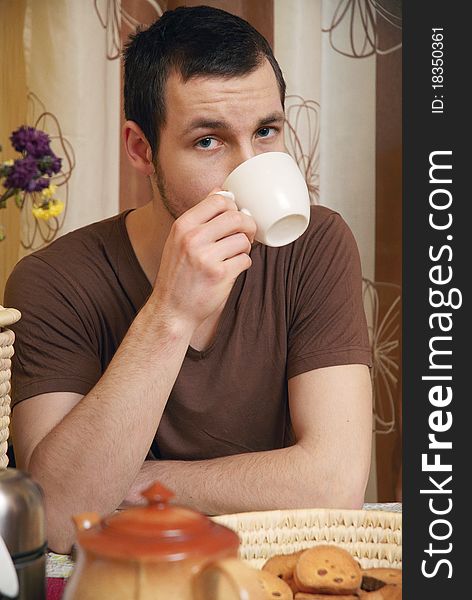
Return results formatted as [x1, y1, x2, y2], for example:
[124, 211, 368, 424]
[154, 59, 285, 219]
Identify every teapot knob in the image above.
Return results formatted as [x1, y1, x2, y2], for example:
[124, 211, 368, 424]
[72, 512, 101, 532]
[141, 482, 175, 506]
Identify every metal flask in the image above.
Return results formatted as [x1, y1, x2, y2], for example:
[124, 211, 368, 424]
[0, 468, 46, 600]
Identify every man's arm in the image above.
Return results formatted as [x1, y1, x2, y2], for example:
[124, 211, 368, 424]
[122, 364, 373, 513]
[13, 307, 193, 553]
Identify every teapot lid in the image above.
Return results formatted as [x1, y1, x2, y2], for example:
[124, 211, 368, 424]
[74, 482, 239, 561]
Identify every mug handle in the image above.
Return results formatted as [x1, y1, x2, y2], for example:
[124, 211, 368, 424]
[192, 557, 265, 600]
[215, 191, 253, 218]
[215, 191, 258, 243]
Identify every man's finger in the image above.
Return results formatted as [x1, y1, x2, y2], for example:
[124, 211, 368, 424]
[179, 189, 238, 227]
[196, 209, 257, 245]
[211, 232, 253, 262]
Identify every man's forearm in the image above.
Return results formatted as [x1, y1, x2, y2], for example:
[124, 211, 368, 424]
[123, 444, 365, 514]
[29, 303, 193, 552]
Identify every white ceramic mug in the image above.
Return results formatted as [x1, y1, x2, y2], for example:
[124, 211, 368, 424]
[222, 151, 310, 247]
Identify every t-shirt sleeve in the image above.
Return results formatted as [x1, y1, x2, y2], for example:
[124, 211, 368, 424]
[287, 210, 372, 379]
[4, 255, 102, 408]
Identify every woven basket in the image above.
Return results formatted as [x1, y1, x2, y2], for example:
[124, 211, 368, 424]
[212, 507, 402, 570]
[0, 305, 21, 469]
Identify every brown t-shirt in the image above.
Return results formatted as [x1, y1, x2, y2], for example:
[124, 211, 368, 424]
[5, 204, 371, 460]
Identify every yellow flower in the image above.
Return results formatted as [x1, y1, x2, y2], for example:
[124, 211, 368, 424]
[2, 159, 14, 166]
[32, 199, 65, 221]
[40, 184, 57, 200]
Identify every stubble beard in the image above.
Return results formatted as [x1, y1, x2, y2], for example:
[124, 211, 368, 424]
[154, 160, 183, 221]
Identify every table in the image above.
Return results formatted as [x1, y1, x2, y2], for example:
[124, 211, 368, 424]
[46, 502, 402, 599]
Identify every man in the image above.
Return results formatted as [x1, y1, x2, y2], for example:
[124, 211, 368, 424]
[5, 6, 372, 554]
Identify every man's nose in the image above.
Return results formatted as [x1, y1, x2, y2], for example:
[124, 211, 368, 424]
[227, 144, 259, 174]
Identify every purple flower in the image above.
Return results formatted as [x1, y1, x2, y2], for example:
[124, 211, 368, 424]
[29, 177, 50, 192]
[4, 156, 39, 191]
[10, 126, 52, 158]
[37, 154, 62, 176]
[1, 126, 63, 207]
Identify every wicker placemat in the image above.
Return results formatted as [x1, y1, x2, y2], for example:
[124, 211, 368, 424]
[0, 306, 21, 470]
[213, 506, 402, 570]
[46, 503, 402, 578]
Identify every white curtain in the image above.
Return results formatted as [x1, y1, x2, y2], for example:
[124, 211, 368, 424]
[319, 0, 376, 282]
[20, 0, 121, 253]
[274, 0, 376, 281]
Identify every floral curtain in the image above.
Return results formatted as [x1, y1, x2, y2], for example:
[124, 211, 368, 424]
[0, 0, 121, 295]
[22, 0, 121, 243]
[274, 0, 402, 501]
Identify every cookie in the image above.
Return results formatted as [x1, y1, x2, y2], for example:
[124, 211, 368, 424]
[286, 578, 301, 594]
[382, 585, 402, 600]
[359, 591, 384, 600]
[295, 594, 359, 599]
[361, 568, 402, 588]
[293, 545, 362, 595]
[262, 551, 305, 583]
[256, 570, 294, 599]
[359, 584, 402, 600]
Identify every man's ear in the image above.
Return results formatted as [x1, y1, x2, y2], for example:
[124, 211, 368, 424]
[123, 120, 155, 176]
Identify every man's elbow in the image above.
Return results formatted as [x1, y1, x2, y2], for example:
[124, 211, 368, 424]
[320, 473, 367, 509]
[334, 490, 365, 510]
[45, 506, 76, 555]
[292, 447, 368, 509]
[293, 468, 367, 509]
[303, 487, 365, 510]
[48, 535, 74, 556]
[27, 461, 76, 554]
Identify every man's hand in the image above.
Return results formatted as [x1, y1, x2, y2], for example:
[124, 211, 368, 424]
[151, 190, 257, 329]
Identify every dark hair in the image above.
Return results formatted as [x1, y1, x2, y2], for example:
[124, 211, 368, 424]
[123, 5, 286, 160]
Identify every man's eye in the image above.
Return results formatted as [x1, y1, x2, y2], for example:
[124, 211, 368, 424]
[196, 137, 218, 150]
[256, 127, 277, 138]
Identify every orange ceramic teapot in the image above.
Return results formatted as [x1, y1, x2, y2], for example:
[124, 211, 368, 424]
[62, 482, 265, 600]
